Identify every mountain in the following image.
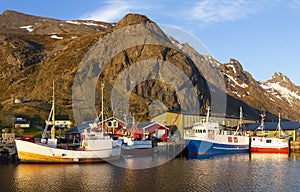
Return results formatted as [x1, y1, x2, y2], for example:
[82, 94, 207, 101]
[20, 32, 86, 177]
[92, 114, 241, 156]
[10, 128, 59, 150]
[0, 10, 211, 127]
[220, 58, 300, 121]
[0, 10, 299, 128]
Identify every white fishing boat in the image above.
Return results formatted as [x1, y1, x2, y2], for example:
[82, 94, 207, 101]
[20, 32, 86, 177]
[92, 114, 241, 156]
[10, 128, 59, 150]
[15, 81, 121, 163]
[184, 107, 249, 155]
[250, 113, 289, 153]
[120, 136, 156, 156]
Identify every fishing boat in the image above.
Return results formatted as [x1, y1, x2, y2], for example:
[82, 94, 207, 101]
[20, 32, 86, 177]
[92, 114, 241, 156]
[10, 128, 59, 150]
[250, 113, 289, 153]
[15, 81, 121, 163]
[120, 137, 156, 156]
[119, 122, 157, 156]
[184, 107, 249, 155]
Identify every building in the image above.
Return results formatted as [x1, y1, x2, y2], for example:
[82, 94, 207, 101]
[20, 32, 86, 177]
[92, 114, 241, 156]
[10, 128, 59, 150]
[245, 121, 300, 141]
[1, 132, 15, 144]
[45, 115, 72, 129]
[13, 115, 30, 128]
[135, 122, 169, 140]
[152, 111, 256, 136]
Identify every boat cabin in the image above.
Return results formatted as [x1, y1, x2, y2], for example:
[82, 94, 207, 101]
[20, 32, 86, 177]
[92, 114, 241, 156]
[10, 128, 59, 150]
[192, 121, 219, 139]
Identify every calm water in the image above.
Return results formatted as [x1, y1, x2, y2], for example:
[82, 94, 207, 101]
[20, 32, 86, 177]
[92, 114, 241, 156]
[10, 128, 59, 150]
[1, 153, 299, 192]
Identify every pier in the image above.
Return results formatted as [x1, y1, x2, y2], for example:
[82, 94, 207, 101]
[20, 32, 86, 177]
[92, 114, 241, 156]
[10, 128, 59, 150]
[290, 140, 300, 152]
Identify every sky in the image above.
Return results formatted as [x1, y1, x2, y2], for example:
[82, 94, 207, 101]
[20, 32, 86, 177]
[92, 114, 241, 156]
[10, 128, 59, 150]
[1, 0, 300, 85]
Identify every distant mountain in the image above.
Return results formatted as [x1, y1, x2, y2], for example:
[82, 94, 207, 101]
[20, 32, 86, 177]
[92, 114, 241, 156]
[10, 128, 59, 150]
[0, 10, 299, 128]
[220, 59, 300, 121]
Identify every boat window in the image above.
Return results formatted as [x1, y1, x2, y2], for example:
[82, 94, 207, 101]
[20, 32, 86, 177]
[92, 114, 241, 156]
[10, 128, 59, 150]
[234, 137, 238, 143]
[228, 137, 232, 142]
[266, 139, 272, 143]
[203, 130, 206, 133]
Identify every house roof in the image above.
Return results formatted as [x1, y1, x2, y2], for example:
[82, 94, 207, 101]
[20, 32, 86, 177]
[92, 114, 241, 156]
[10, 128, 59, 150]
[245, 121, 300, 131]
[136, 122, 169, 130]
[54, 115, 70, 121]
[105, 117, 127, 126]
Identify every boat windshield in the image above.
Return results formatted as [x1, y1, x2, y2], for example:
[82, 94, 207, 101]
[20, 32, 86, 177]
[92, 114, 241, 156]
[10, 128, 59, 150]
[194, 129, 206, 133]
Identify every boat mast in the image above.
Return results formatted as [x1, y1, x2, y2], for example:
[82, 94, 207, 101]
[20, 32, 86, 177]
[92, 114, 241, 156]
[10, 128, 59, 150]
[101, 82, 104, 133]
[205, 106, 210, 123]
[51, 80, 56, 140]
[277, 113, 282, 137]
[260, 112, 265, 136]
[234, 106, 243, 135]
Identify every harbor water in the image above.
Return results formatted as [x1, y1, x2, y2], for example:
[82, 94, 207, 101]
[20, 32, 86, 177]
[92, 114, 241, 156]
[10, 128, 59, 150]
[1, 153, 299, 192]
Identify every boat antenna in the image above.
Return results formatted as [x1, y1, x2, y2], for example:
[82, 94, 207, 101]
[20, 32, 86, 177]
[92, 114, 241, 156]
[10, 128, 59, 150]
[101, 82, 104, 133]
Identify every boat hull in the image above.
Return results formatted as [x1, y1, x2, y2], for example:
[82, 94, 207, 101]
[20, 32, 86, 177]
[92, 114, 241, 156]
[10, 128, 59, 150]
[15, 139, 121, 163]
[250, 147, 289, 153]
[250, 136, 289, 154]
[185, 138, 249, 154]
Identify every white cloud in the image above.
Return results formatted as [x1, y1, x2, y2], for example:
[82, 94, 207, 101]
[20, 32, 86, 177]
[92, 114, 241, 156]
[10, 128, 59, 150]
[289, 0, 300, 9]
[81, 1, 131, 22]
[80, 0, 300, 25]
[191, 0, 257, 23]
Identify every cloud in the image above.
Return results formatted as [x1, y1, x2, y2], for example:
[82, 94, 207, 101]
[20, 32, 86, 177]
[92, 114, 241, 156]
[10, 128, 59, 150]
[190, 0, 257, 23]
[81, 1, 131, 22]
[80, 0, 300, 25]
[289, 0, 300, 9]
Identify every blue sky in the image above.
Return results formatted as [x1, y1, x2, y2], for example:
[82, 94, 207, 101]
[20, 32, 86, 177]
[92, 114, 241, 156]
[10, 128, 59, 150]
[1, 0, 300, 84]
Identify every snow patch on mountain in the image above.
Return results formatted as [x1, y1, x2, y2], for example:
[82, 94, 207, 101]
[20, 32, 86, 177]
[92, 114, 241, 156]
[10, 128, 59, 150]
[65, 20, 107, 28]
[20, 25, 34, 32]
[226, 64, 237, 74]
[261, 82, 300, 104]
[50, 34, 63, 40]
[224, 74, 248, 88]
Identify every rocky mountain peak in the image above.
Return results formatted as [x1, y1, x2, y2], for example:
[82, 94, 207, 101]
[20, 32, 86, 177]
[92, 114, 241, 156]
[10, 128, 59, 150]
[226, 58, 244, 72]
[1, 10, 35, 18]
[270, 72, 290, 82]
[265, 72, 299, 92]
[114, 13, 154, 29]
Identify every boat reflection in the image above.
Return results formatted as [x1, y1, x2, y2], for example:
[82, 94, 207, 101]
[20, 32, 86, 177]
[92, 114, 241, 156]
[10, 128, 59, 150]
[187, 153, 248, 160]
[249, 152, 289, 161]
[289, 152, 300, 161]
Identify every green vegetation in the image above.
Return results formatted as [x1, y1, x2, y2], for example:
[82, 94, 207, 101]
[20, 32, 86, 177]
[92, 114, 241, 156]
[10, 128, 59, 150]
[1, 127, 42, 138]
[22, 127, 43, 138]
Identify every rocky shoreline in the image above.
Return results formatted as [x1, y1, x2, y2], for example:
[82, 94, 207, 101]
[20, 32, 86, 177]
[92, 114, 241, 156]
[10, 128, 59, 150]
[0, 144, 19, 163]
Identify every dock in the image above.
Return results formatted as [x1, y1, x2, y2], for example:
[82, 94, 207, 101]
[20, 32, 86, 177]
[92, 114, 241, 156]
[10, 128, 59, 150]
[290, 140, 300, 152]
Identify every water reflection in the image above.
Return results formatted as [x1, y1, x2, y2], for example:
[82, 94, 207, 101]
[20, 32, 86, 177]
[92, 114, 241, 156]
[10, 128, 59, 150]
[290, 152, 300, 161]
[14, 164, 115, 191]
[249, 152, 289, 161]
[0, 153, 299, 192]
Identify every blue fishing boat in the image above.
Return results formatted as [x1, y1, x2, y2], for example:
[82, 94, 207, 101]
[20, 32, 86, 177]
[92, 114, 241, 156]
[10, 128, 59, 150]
[184, 107, 249, 154]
